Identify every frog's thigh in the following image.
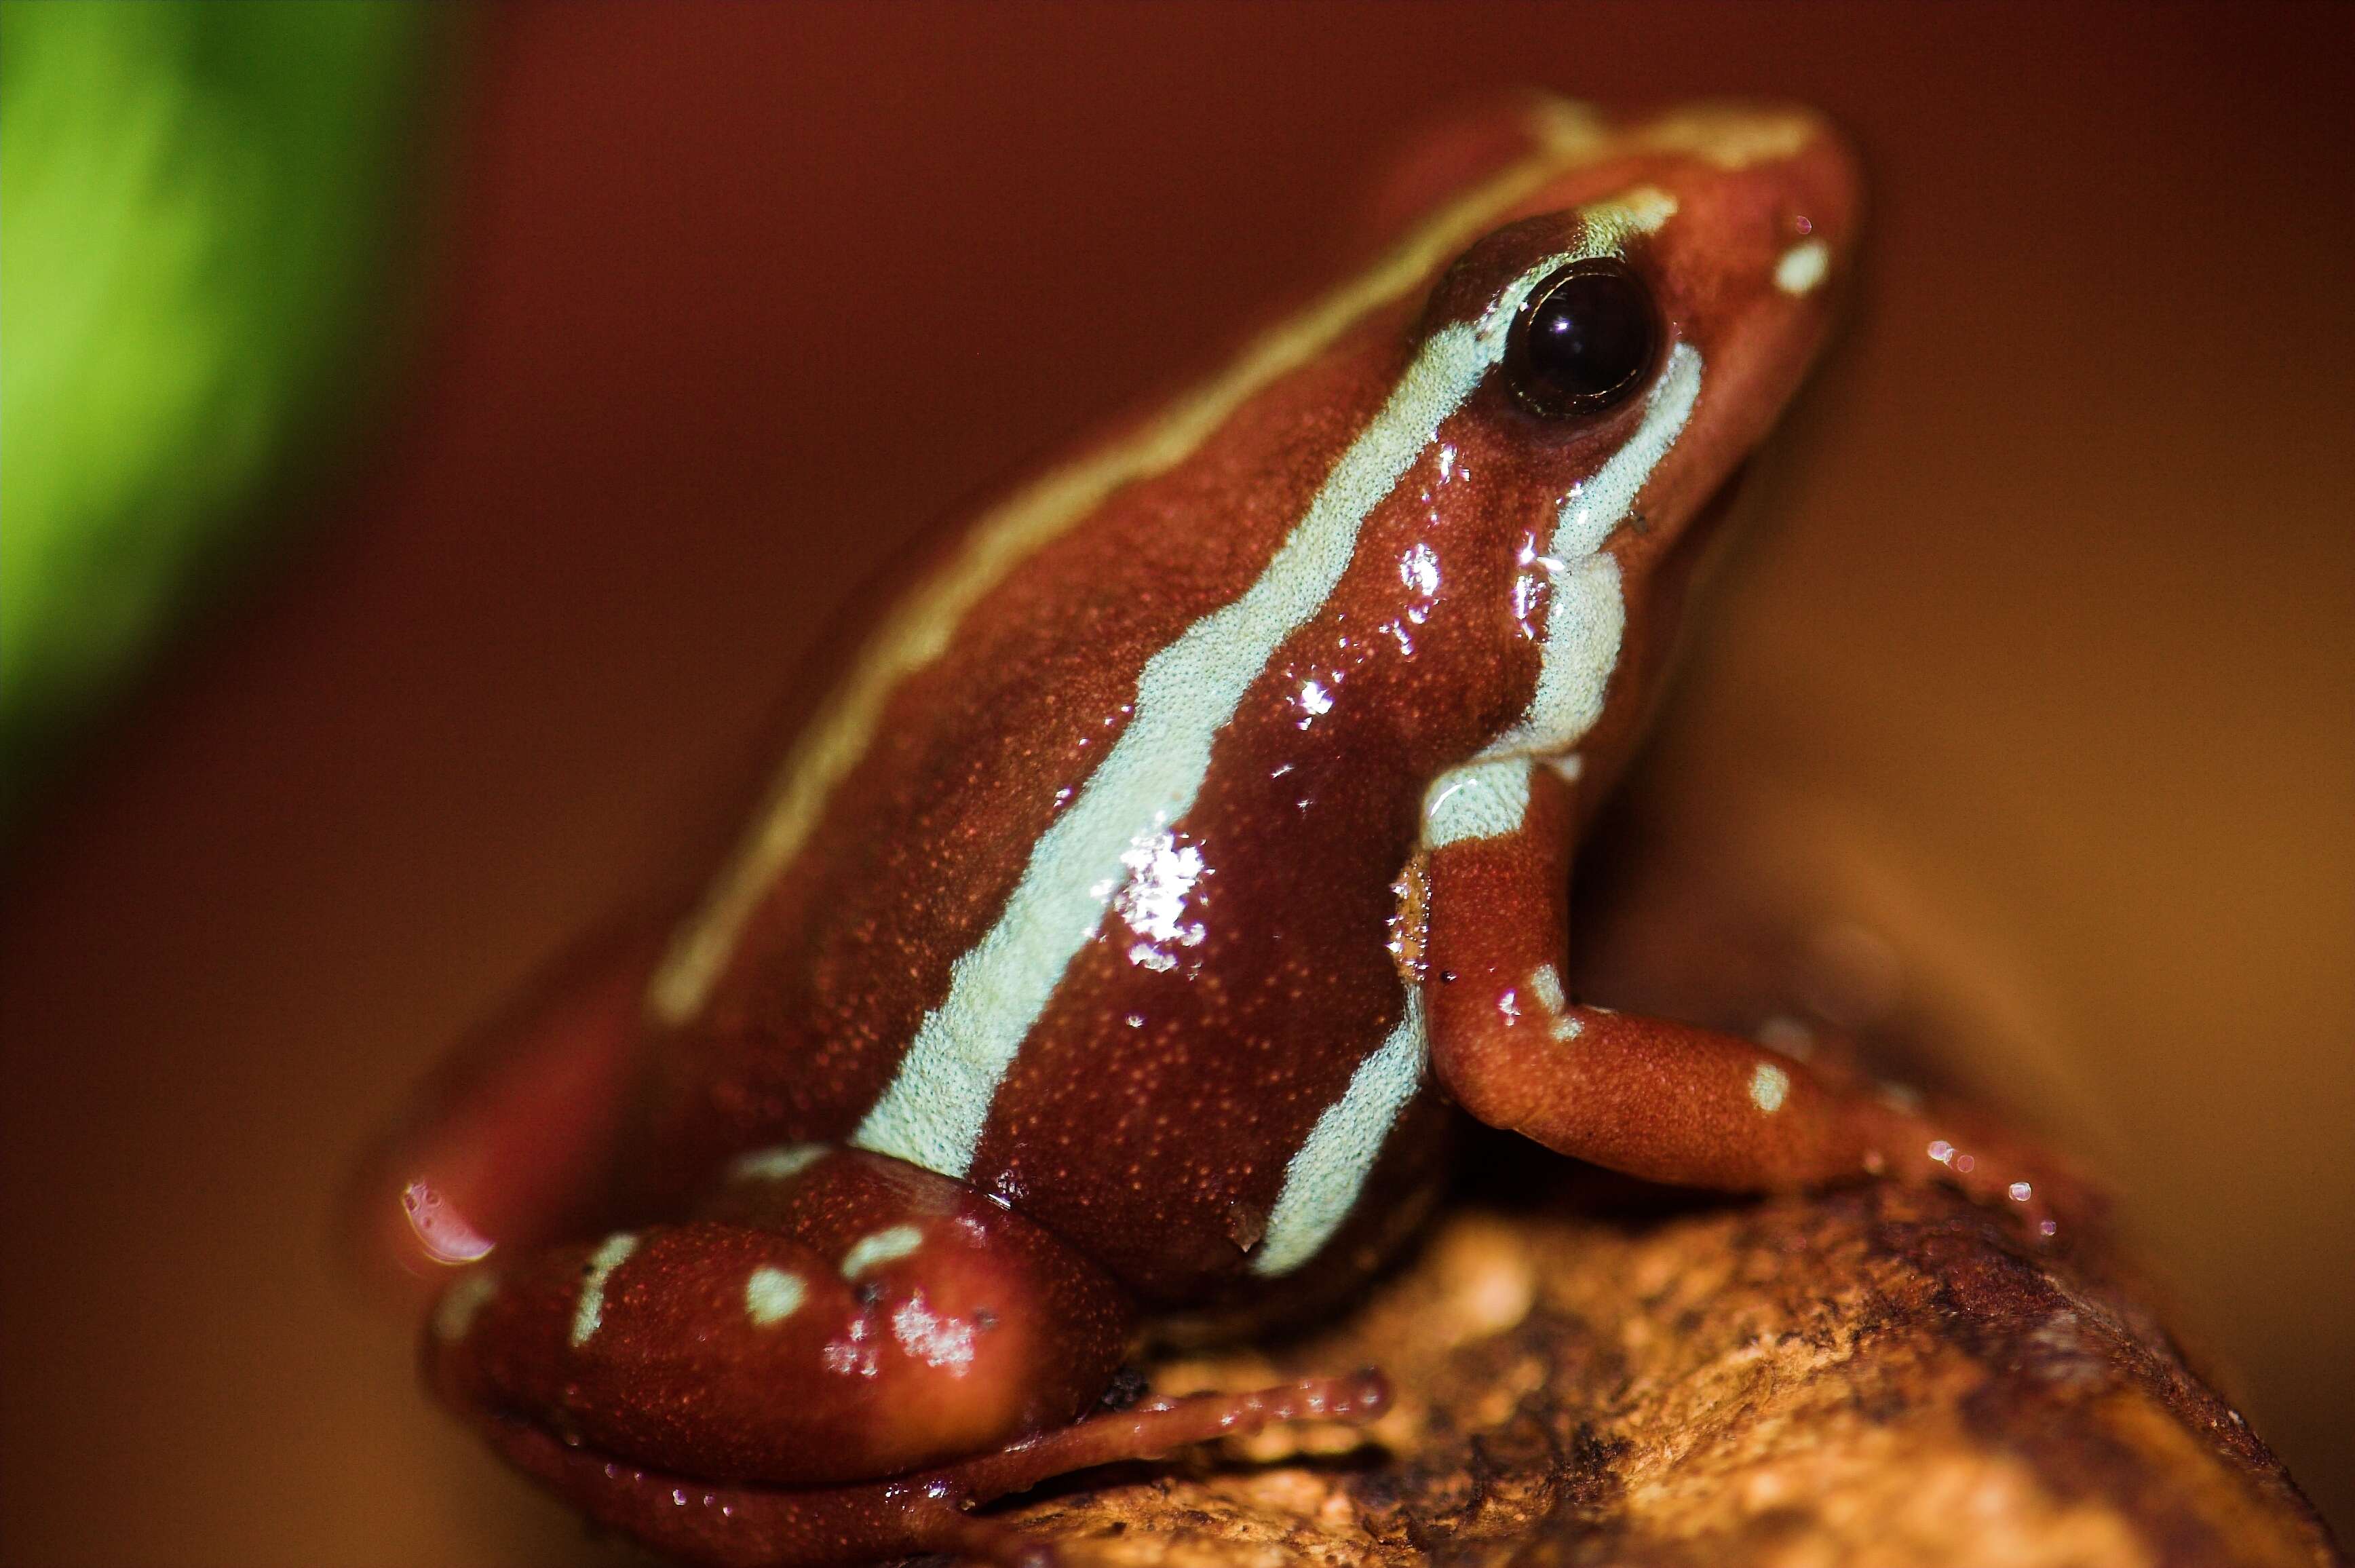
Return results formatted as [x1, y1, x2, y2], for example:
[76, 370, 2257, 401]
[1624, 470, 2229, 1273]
[425, 1149, 1133, 1489]
[1420, 761, 1896, 1193]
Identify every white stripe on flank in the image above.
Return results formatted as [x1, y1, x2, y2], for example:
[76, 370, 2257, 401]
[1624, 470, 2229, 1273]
[1478, 342, 1702, 763]
[645, 102, 1617, 1027]
[1421, 756, 1534, 848]
[1776, 239, 1830, 295]
[570, 1232, 638, 1349]
[1254, 991, 1428, 1276]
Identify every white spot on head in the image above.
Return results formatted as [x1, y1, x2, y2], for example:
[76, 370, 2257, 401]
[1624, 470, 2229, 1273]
[432, 1270, 500, 1344]
[571, 1232, 639, 1348]
[891, 1292, 977, 1371]
[1255, 991, 1428, 1276]
[1775, 239, 1830, 296]
[841, 1225, 925, 1278]
[729, 1143, 830, 1183]
[1749, 1062, 1791, 1115]
[744, 1265, 807, 1326]
[1421, 757, 1533, 849]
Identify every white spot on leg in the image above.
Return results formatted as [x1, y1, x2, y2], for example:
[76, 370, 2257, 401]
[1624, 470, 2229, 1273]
[744, 1266, 807, 1326]
[1255, 991, 1428, 1276]
[1527, 964, 1582, 1041]
[729, 1143, 830, 1183]
[571, 1232, 638, 1348]
[432, 1270, 499, 1344]
[1749, 1063, 1791, 1115]
[1776, 239, 1830, 295]
[841, 1225, 925, 1278]
[1421, 757, 1533, 847]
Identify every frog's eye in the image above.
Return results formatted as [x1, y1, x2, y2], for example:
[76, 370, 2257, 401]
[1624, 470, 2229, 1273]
[1503, 259, 1661, 419]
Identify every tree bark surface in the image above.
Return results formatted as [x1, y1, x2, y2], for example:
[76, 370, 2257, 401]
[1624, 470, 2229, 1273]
[991, 1170, 2339, 1568]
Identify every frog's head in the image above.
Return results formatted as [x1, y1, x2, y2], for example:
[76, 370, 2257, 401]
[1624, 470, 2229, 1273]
[1356, 98, 1859, 797]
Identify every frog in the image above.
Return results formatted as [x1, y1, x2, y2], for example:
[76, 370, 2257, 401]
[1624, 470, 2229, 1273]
[370, 96, 2062, 1568]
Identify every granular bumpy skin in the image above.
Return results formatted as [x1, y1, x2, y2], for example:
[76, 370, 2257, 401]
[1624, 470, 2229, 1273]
[990, 1169, 2341, 1568]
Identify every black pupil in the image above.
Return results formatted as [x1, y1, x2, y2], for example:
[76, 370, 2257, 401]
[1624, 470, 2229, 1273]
[1512, 265, 1657, 415]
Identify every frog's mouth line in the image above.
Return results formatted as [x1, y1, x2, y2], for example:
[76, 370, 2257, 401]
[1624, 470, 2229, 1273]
[1645, 457, 1753, 611]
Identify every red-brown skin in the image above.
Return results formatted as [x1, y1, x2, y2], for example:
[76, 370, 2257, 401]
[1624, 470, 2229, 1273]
[359, 100, 2075, 1567]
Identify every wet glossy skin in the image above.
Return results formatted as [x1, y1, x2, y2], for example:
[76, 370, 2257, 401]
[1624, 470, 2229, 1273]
[367, 98, 2065, 1567]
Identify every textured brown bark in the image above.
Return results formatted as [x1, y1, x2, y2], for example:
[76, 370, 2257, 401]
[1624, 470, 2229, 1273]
[988, 1158, 2339, 1568]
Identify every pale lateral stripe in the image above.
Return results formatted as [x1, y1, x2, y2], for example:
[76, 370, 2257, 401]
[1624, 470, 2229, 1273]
[569, 1231, 638, 1349]
[1478, 342, 1702, 763]
[645, 102, 1622, 1026]
[1253, 991, 1428, 1276]
[1420, 755, 1534, 848]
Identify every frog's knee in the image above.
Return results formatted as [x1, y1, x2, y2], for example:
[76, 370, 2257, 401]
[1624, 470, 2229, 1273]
[425, 1149, 1134, 1486]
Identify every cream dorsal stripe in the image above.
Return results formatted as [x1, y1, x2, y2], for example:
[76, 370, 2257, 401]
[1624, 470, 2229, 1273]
[851, 245, 1620, 1181]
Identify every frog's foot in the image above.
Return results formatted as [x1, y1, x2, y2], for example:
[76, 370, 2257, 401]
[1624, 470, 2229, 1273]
[476, 1369, 1390, 1568]
[1849, 1087, 2106, 1240]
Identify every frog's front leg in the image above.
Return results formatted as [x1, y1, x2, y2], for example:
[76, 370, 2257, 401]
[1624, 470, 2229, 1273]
[1417, 758, 2070, 1231]
[426, 1147, 1390, 1568]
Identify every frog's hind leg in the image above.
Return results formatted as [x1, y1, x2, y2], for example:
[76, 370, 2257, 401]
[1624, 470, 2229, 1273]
[426, 1148, 1138, 1496]
[479, 1367, 1390, 1568]
[342, 921, 668, 1307]
[1417, 757, 2072, 1232]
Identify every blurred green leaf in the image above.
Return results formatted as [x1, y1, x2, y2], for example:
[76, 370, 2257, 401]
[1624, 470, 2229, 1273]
[1, 0, 438, 823]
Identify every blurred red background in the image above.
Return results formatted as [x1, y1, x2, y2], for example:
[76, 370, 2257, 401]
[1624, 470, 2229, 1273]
[2, 5, 2348, 1563]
